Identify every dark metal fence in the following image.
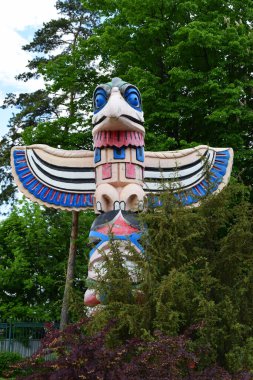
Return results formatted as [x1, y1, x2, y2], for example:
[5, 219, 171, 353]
[0, 320, 48, 357]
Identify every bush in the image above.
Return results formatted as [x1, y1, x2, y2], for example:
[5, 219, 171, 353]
[89, 182, 253, 372]
[12, 319, 252, 380]
[0, 351, 22, 376]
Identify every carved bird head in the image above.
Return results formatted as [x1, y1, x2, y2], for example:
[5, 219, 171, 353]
[92, 77, 145, 136]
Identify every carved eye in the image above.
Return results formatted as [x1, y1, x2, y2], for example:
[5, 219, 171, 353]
[94, 88, 107, 113]
[124, 87, 142, 111]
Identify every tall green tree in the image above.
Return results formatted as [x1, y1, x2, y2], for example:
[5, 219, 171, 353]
[90, 182, 253, 372]
[0, 200, 94, 321]
[83, 0, 253, 184]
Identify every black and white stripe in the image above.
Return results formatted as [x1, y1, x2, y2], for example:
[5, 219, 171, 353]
[26, 149, 96, 192]
[144, 149, 215, 192]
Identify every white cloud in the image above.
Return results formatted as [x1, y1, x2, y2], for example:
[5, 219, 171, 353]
[0, 0, 58, 136]
[0, 0, 58, 89]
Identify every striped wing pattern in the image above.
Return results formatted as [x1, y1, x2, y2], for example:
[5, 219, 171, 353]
[144, 146, 233, 206]
[11, 145, 96, 211]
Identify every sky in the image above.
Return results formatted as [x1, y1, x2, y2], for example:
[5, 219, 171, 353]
[0, 0, 58, 138]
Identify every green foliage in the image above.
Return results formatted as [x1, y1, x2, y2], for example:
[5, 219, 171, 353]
[90, 182, 253, 373]
[0, 352, 22, 376]
[83, 0, 253, 185]
[0, 200, 95, 321]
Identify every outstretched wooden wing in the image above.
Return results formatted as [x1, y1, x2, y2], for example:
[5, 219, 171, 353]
[144, 145, 233, 206]
[11, 145, 95, 211]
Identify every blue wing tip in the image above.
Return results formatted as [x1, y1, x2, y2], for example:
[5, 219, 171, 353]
[12, 149, 94, 209]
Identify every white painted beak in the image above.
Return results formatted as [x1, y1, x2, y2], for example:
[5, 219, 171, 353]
[92, 87, 145, 135]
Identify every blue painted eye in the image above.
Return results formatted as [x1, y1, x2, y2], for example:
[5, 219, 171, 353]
[124, 87, 142, 111]
[94, 88, 107, 113]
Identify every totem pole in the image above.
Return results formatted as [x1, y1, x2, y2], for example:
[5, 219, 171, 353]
[11, 77, 233, 308]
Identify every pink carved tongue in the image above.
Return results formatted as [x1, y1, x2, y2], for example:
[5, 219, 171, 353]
[93, 130, 144, 148]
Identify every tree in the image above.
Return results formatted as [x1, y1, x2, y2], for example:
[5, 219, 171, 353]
[0, 200, 94, 321]
[87, 182, 253, 373]
[83, 0, 253, 185]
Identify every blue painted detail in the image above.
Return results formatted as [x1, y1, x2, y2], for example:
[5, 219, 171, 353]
[210, 167, 224, 180]
[54, 192, 63, 206]
[19, 168, 31, 176]
[196, 184, 206, 196]
[79, 194, 84, 206]
[89, 230, 144, 258]
[89, 194, 94, 206]
[113, 146, 125, 159]
[136, 146, 144, 162]
[124, 87, 142, 112]
[45, 189, 55, 203]
[213, 164, 227, 176]
[94, 148, 101, 163]
[216, 150, 230, 160]
[147, 195, 161, 208]
[33, 184, 44, 197]
[146, 148, 232, 208]
[22, 174, 34, 186]
[94, 88, 108, 114]
[13, 149, 94, 209]
[191, 188, 200, 198]
[76, 194, 82, 207]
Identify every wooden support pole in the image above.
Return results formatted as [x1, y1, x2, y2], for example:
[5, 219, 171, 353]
[60, 210, 79, 330]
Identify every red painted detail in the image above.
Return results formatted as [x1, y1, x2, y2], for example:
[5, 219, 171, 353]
[50, 190, 56, 200]
[84, 291, 101, 307]
[57, 193, 61, 201]
[70, 194, 74, 205]
[77, 194, 80, 204]
[21, 171, 31, 178]
[102, 163, 112, 179]
[16, 152, 25, 156]
[37, 185, 45, 195]
[63, 193, 68, 204]
[43, 188, 50, 199]
[26, 178, 36, 186]
[96, 214, 139, 236]
[200, 181, 207, 189]
[126, 163, 136, 179]
[213, 165, 221, 172]
[32, 182, 39, 190]
[19, 166, 28, 171]
[93, 130, 144, 148]
[198, 183, 206, 191]
[16, 159, 26, 163]
[195, 186, 202, 195]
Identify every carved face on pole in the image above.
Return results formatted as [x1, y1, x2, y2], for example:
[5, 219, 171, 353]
[92, 77, 145, 136]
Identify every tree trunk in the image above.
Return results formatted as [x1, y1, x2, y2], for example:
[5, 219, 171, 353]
[60, 210, 79, 330]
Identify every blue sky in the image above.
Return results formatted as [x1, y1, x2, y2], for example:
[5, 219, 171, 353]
[0, 0, 58, 138]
